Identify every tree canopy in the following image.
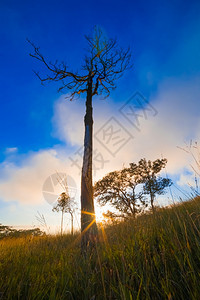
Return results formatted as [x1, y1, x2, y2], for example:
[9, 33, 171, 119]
[0, 224, 44, 239]
[52, 192, 76, 235]
[137, 158, 172, 211]
[94, 158, 172, 217]
[94, 164, 146, 218]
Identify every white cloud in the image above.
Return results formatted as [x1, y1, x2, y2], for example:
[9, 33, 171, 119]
[177, 173, 196, 187]
[5, 147, 18, 154]
[0, 149, 81, 205]
[52, 95, 116, 146]
[1, 75, 200, 208]
[52, 97, 85, 146]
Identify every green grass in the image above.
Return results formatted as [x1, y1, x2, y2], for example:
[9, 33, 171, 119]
[0, 197, 200, 299]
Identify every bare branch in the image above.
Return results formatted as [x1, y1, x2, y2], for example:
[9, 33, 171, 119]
[27, 29, 132, 99]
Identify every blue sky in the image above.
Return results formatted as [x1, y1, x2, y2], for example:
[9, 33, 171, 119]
[0, 0, 200, 231]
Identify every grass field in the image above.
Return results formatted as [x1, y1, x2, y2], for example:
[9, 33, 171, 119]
[0, 197, 200, 299]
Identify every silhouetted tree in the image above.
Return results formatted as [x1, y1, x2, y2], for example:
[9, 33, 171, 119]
[0, 224, 44, 239]
[52, 192, 75, 235]
[94, 166, 147, 218]
[137, 158, 173, 212]
[94, 158, 172, 216]
[28, 27, 131, 252]
[0, 224, 14, 238]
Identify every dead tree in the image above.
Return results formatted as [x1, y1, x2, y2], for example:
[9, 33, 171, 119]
[28, 27, 131, 252]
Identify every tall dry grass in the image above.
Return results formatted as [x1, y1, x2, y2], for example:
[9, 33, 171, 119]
[0, 197, 200, 299]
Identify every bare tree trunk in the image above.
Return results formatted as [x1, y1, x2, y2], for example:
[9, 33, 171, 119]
[132, 188, 136, 218]
[81, 75, 98, 252]
[71, 212, 73, 236]
[61, 210, 64, 236]
[148, 177, 155, 214]
[150, 192, 155, 213]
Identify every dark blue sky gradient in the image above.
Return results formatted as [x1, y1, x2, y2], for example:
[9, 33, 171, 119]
[0, 0, 200, 160]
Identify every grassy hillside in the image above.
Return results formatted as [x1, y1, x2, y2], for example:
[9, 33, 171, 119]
[0, 197, 200, 299]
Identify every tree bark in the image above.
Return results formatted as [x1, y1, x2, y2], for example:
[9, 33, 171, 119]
[148, 176, 155, 214]
[71, 212, 73, 236]
[61, 210, 64, 236]
[81, 75, 98, 252]
[150, 191, 155, 213]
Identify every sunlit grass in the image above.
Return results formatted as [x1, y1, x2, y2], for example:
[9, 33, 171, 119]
[0, 197, 200, 299]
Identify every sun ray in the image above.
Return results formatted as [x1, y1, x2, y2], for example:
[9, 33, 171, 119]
[80, 218, 96, 236]
[99, 222, 109, 246]
[81, 210, 96, 216]
[67, 218, 96, 249]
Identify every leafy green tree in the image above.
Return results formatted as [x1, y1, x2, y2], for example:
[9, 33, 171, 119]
[137, 158, 173, 212]
[94, 166, 147, 219]
[28, 27, 131, 251]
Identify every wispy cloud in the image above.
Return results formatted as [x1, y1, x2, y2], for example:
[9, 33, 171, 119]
[5, 147, 18, 155]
